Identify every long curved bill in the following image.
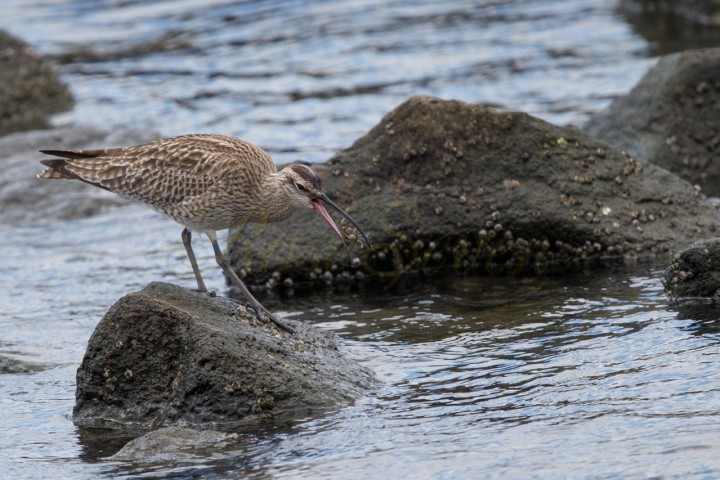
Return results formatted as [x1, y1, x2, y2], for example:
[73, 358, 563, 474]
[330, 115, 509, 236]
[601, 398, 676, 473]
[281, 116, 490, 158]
[310, 194, 372, 262]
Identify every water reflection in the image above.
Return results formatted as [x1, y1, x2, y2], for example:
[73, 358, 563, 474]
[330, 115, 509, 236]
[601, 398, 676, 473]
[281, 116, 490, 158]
[618, 3, 720, 56]
[5, 201, 720, 479]
[674, 303, 720, 337]
[242, 271, 720, 479]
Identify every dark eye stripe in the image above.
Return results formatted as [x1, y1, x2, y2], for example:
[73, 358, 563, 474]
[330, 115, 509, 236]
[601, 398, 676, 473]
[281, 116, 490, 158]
[288, 163, 323, 190]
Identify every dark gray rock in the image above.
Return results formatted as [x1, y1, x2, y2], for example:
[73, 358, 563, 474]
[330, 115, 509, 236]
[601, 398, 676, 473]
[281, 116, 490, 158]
[110, 426, 238, 462]
[661, 238, 720, 302]
[586, 49, 720, 194]
[0, 29, 73, 135]
[227, 95, 720, 290]
[73, 282, 379, 429]
[0, 125, 159, 225]
[618, 0, 720, 27]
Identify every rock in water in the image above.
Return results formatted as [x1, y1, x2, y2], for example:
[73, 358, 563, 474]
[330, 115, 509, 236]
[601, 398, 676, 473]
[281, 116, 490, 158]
[618, 0, 720, 27]
[110, 426, 238, 462]
[662, 238, 720, 302]
[73, 282, 379, 428]
[0, 29, 73, 135]
[586, 48, 720, 194]
[228, 95, 720, 289]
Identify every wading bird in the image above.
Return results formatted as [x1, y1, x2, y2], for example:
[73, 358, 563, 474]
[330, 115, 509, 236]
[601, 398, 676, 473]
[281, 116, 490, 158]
[38, 134, 371, 333]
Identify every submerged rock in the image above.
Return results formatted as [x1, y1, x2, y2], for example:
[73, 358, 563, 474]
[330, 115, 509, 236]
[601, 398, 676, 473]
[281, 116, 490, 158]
[227, 95, 720, 290]
[110, 426, 238, 462]
[73, 282, 379, 428]
[0, 125, 158, 225]
[0, 29, 73, 135]
[586, 48, 720, 194]
[661, 238, 720, 302]
[0, 354, 46, 374]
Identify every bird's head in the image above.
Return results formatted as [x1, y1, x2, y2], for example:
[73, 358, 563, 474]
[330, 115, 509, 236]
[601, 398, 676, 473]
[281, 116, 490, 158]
[279, 163, 372, 258]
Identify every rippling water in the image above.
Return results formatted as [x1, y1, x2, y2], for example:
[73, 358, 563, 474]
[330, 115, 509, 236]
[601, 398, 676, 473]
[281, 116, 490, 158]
[2, 0, 654, 163]
[2, 0, 720, 479]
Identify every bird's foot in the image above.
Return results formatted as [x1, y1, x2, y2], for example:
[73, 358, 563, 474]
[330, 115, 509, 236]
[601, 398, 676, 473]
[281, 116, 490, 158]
[209, 295, 256, 313]
[196, 289, 217, 297]
[246, 304, 295, 334]
[221, 296, 247, 307]
[194, 290, 294, 334]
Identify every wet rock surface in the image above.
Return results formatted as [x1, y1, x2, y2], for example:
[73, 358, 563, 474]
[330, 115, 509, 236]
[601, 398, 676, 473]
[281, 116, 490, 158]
[0, 126, 158, 225]
[109, 426, 238, 462]
[586, 48, 720, 194]
[73, 282, 379, 429]
[0, 29, 73, 135]
[228, 95, 720, 290]
[661, 238, 720, 302]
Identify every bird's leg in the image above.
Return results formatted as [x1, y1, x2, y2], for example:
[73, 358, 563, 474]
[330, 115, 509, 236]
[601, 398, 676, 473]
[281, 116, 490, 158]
[206, 231, 294, 334]
[182, 228, 209, 293]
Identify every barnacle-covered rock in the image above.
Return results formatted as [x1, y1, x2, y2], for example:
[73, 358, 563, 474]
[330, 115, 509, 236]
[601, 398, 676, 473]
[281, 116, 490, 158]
[662, 238, 720, 302]
[73, 282, 379, 428]
[228, 95, 720, 289]
[586, 48, 720, 194]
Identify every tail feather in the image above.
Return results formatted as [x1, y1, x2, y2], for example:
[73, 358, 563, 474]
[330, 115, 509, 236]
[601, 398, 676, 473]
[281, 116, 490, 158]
[39, 149, 99, 159]
[37, 154, 111, 191]
[38, 159, 72, 180]
[40, 158, 67, 169]
[37, 168, 72, 180]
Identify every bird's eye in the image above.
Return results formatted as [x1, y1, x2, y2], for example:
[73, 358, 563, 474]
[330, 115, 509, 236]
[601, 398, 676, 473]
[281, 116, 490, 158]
[295, 183, 308, 192]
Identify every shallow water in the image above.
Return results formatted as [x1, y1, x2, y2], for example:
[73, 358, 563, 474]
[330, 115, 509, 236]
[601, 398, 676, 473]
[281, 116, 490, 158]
[2, 0, 720, 479]
[1, 0, 658, 163]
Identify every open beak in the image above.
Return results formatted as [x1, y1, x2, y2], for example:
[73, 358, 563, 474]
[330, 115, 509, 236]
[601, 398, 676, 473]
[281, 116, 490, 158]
[310, 194, 372, 261]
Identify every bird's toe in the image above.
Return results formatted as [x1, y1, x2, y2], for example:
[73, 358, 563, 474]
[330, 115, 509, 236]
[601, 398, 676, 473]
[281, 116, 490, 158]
[254, 307, 295, 334]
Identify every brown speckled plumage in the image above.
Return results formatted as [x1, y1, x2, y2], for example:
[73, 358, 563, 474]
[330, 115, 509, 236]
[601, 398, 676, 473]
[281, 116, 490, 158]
[38, 134, 371, 334]
[39, 134, 289, 231]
